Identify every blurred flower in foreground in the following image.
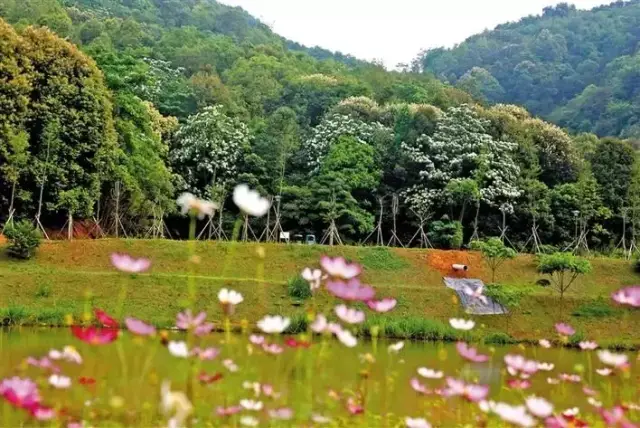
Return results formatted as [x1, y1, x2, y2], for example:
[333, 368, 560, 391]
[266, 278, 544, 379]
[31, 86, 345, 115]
[417, 367, 443, 379]
[326, 279, 375, 301]
[48, 374, 71, 389]
[597, 350, 628, 368]
[218, 288, 243, 316]
[168, 341, 189, 358]
[449, 318, 475, 331]
[334, 304, 365, 324]
[125, 317, 156, 336]
[555, 323, 575, 337]
[456, 342, 489, 363]
[110, 253, 151, 274]
[302, 268, 323, 291]
[177, 192, 218, 219]
[48, 346, 82, 364]
[442, 377, 489, 402]
[233, 184, 270, 217]
[257, 315, 290, 334]
[367, 298, 397, 313]
[320, 256, 361, 279]
[176, 310, 214, 336]
[611, 285, 640, 307]
[71, 326, 118, 345]
[405, 417, 431, 428]
[160, 381, 192, 428]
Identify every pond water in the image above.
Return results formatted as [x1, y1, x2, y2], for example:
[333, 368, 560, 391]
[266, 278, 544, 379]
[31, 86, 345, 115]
[0, 327, 638, 426]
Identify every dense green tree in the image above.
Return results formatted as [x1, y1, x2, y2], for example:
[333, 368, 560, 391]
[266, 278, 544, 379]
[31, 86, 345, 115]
[590, 138, 636, 214]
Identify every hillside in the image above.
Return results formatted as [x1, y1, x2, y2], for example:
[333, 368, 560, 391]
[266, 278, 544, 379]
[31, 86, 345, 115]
[418, 1, 640, 139]
[1, 240, 638, 347]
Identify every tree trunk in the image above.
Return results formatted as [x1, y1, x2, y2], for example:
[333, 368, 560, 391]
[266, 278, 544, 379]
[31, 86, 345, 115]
[68, 212, 73, 241]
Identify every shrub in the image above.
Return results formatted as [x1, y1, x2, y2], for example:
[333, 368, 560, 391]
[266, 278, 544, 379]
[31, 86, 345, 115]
[358, 247, 408, 270]
[287, 275, 312, 300]
[35, 283, 52, 298]
[284, 313, 308, 334]
[572, 299, 616, 318]
[4, 220, 42, 259]
[537, 252, 592, 300]
[428, 218, 463, 249]
[484, 332, 517, 345]
[0, 305, 30, 326]
[470, 237, 517, 282]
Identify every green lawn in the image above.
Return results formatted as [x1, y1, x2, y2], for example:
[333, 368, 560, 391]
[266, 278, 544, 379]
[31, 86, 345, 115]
[0, 239, 638, 348]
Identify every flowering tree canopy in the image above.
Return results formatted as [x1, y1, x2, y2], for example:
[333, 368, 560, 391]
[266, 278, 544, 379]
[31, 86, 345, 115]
[402, 105, 521, 213]
[171, 106, 250, 198]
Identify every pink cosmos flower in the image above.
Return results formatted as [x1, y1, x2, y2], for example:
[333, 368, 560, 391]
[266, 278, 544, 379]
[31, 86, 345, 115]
[600, 406, 636, 428]
[367, 298, 397, 313]
[507, 379, 531, 390]
[25, 357, 59, 373]
[0, 377, 41, 410]
[31, 405, 55, 421]
[559, 373, 581, 383]
[310, 314, 328, 333]
[525, 396, 554, 418]
[95, 309, 119, 328]
[125, 317, 156, 336]
[409, 378, 432, 395]
[555, 323, 575, 336]
[110, 253, 151, 273]
[216, 405, 241, 416]
[582, 386, 598, 396]
[611, 286, 640, 307]
[71, 326, 118, 345]
[190, 347, 220, 360]
[320, 256, 361, 279]
[326, 279, 375, 302]
[442, 377, 489, 402]
[504, 355, 539, 376]
[456, 342, 489, 363]
[334, 304, 365, 324]
[249, 335, 265, 345]
[261, 384, 280, 399]
[346, 397, 364, 415]
[262, 343, 284, 355]
[269, 408, 294, 420]
[176, 310, 213, 336]
[579, 341, 598, 350]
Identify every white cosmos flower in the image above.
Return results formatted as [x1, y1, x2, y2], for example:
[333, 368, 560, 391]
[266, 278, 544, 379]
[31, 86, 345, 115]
[539, 339, 551, 348]
[240, 399, 263, 411]
[596, 368, 612, 376]
[418, 367, 443, 379]
[492, 403, 535, 427]
[334, 304, 365, 324]
[311, 414, 331, 424]
[302, 268, 323, 290]
[177, 193, 218, 219]
[240, 415, 259, 426]
[161, 381, 193, 428]
[48, 374, 71, 389]
[388, 341, 405, 353]
[405, 417, 431, 428]
[336, 329, 357, 348]
[233, 184, 270, 217]
[562, 408, 579, 417]
[223, 359, 239, 372]
[168, 341, 189, 358]
[587, 397, 603, 408]
[537, 362, 555, 371]
[449, 318, 475, 330]
[257, 315, 290, 334]
[310, 314, 328, 333]
[597, 350, 628, 367]
[218, 288, 243, 305]
[49, 346, 82, 364]
[579, 341, 598, 350]
[525, 396, 554, 418]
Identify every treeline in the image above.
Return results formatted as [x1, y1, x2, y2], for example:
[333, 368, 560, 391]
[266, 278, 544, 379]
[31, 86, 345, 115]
[0, 1, 639, 252]
[418, 1, 640, 139]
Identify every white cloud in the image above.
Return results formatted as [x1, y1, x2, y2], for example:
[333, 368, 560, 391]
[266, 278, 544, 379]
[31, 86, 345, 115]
[218, 0, 610, 68]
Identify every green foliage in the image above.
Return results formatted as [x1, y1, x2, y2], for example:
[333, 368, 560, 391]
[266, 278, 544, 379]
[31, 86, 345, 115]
[287, 275, 312, 300]
[3, 220, 42, 259]
[428, 219, 463, 249]
[471, 237, 517, 282]
[358, 247, 408, 271]
[537, 252, 592, 299]
[0, 305, 30, 326]
[572, 299, 616, 318]
[361, 316, 463, 341]
[484, 284, 528, 309]
[483, 332, 517, 345]
[284, 312, 309, 334]
[419, 1, 640, 138]
[34, 283, 52, 298]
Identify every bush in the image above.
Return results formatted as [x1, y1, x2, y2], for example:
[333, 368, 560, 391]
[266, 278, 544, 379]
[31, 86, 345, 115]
[35, 283, 52, 298]
[572, 299, 616, 318]
[287, 275, 312, 300]
[428, 218, 463, 249]
[0, 305, 30, 326]
[358, 247, 408, 270]
[284, 313, 308, 334]
[4, 220, 42, 259]
[484, 332, 517, 345]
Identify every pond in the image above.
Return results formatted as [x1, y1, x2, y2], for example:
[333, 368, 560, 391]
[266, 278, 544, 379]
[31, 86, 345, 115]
[1, 327, 638, 427]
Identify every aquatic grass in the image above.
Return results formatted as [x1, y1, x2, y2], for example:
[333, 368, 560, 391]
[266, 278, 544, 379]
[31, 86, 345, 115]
[483, 331, 517, 345]
[361, 316, 463, 341]
[0, 305, 30, 326]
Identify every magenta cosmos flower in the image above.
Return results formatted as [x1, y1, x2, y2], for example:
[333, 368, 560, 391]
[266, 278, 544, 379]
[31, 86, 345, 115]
[456, 342, 489, 363]
[442, 377, 489, 402]
[110, 253, 151, 273]
[555, 323, 575, 336]
[216, 405, 242, 417]
[71, 326, 118, 345]
[125, 317, 156, 336]
[326, 279, 375, 302]
[611, 286, 640, 308]
[176, 310, 214, 336]
[367, 298, 397, 313]
[320, 256, 362, 279]
[0, 377, 41, 410]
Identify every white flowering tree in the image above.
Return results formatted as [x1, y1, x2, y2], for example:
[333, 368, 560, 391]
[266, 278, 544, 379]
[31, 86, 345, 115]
[303, 113, 392, 171]
[402, 104, 521, 214]
[171, 106, 250, 198]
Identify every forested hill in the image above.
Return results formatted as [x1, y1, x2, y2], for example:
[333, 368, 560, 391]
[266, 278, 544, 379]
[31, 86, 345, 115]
[418, 1, 640, 139]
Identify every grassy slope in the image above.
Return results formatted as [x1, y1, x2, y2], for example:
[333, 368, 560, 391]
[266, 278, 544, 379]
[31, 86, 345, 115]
[0, 240, 638, 347]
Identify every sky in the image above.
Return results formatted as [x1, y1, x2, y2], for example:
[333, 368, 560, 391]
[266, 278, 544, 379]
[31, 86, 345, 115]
[218, 0, 612, 68]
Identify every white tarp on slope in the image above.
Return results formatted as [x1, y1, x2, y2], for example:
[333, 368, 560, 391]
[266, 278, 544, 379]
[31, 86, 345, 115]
[443, 277, 508, 315]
